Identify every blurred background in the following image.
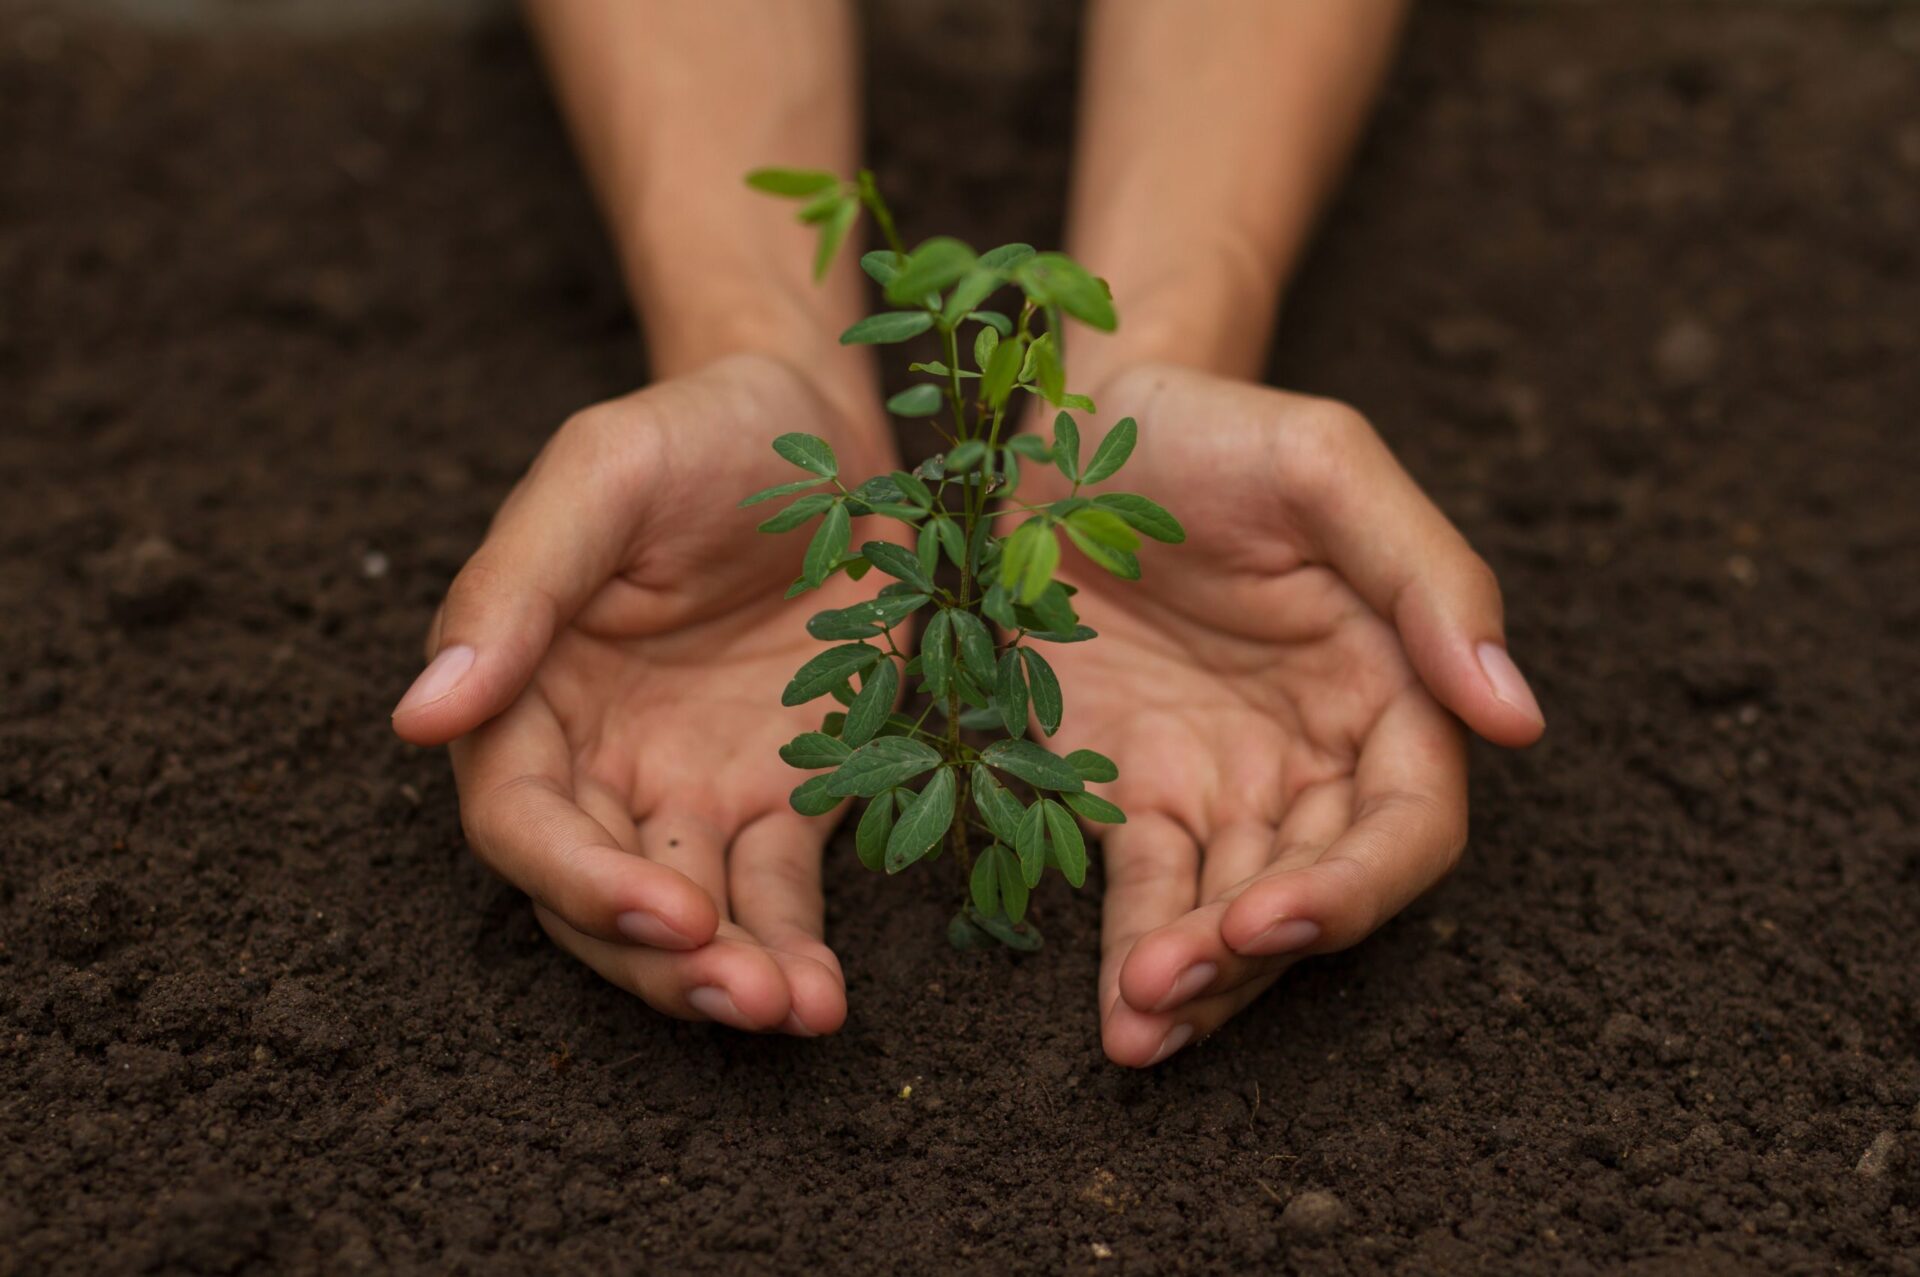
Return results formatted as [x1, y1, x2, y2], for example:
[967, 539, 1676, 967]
[3, 1, 1916, 1273]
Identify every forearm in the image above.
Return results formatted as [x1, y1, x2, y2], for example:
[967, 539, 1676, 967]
[522, 0, 873, 395]
[1066, 0, 1407, 385]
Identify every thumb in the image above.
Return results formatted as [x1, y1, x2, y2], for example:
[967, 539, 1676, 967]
[391, 409, 649, 746]
[1292, 401, 1545, 748]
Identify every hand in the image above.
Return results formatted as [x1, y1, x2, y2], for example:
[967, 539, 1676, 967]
[391, 353, 899, 1036]
[1022, 362, 1545, 1066]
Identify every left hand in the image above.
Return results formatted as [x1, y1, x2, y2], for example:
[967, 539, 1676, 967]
[1018, 362, 1545, 1066]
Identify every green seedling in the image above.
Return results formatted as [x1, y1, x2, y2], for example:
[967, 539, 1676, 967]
[742, 167, 1184, 950]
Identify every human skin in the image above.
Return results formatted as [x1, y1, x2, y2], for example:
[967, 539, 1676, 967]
[1026, 0, 1545, 1065]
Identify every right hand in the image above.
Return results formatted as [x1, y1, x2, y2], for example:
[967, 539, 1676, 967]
[391, 352, 901, 1036]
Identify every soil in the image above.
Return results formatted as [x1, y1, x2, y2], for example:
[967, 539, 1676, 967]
[4, 3, 1918, 1273]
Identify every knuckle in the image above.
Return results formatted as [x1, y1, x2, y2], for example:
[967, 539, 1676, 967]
[1278, 398, 1373, 507]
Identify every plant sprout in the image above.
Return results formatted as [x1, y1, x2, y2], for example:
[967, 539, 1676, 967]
[741, 167, 1184, 950]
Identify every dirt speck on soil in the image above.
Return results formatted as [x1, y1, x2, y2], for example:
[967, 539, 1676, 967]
[3, 3, 1918, 1273]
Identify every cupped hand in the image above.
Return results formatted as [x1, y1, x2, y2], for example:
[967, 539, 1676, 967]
[1021, 362, 1545, 1066]
[391, 353, 900, 1036]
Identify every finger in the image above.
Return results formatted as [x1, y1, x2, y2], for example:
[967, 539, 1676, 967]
[392, 407, 657, 746]
[1195, 819, 1279, 904]
[636, 810, 732, 918]
[1104, 958, 1297, 1068]
[1288, 399, 1544, 748]
[535, 906, 792, 1031]
[451, 690, 718, 950]
[1097, 812, 1200, 1021]
[729, 811, 848, 1037]
[1221, 689, 1467, 956]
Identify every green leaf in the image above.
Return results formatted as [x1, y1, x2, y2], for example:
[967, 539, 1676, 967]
[941, 266, 1004, 327]
[915, 519, 941, 582]
[855, 792, 894, 872]
[908, 360, 977, 380]
[885, 767, 955, 873]
[739, 477, 827, 508]
[949, 609, 997, 682]
[971, 907, 1042, 951]
[982, 334, 1025, 407]
[1058, 393, 1096, 413]
[745, 168, 839, 198]
[802, 501, 850, 586]
[885, 383, 945, 418]
[779, 732, 851, 770]
[1025, 581, 1079, 636]
[994, 843, 1030, 923]
[842, 656, 899, 748]
[757, 494, 835, 533]
[970, 848, 1000, 917]
[995, 648, 1029, 738]
[813, 197, 858, 281]
[859, 249, 903, 286]
[981, 739, 1084, 792]
[1017, 252, 1118, 332]
[1065, 506, 1139, 552]
[1007, 434, 1052, 462]
[861, 540, 936, 592]
[826, 736, 943, 798]
[979, 243, 1036, 271]
[1042, 798, 1089, 886]
[946, 439, 987, 473]
[806, 592, 929, 640]
[789, 774, 841, 817]
[934, 516, 966, 569]
[1081, 416, 1137, 484]
[998, 519, 1060, 605]
[947, 908, 993, 950]
[773, 432, 838, 478]
[890, 470, 934, 510]
[1066, 749, 1119, 783]
[885, 237, 978, 306]
[1014, 801, 1047, 887]
[840, 311, 935, 345]
[920, 609, 953, 697]
[971, 765, 1026, 843]
[968, 309, 1013, 336]
[973, 325, 999, 372]
[981, 583, 1019, 631]
[1091, 492, 1186, 543]
[1062, 790, 1126, 824]
[1021, 647, 1063, 735]
[1033, 334, 1066, 404]
[1052, 411, 1081, 482]
[782, 644, 880, 706]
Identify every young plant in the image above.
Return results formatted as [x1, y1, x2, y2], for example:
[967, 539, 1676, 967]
[741, 167, 1184, 950]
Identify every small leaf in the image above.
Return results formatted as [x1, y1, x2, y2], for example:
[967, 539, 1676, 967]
[981, 583, 1019, 631]
[1052, 412, 1081, 482]
[1033, 334, 1066, 404]
[739, 477, 827, 507]
[970, 848, 1000, 917]
[1016, 252, 1118, 332]
[1007, 434, 1052, 461]
[998, 520, 1059, 605]
[1027, 580, 1078, 634]
[947, 908, 993, 950]
[971, 907, 1042, 951]
[973, 325, 999, 372]
[885, 383, 945, 418]
[1057, 393, 1096, 412]
[826, 736, 944, 798]
[979, 243, 1036, 270]
[968, 309, 1013, 336]
[1062, 791, 1127, 824]
[855, 792, 894, 872]
[981, 739, 1084, 792]
[840, 311, 935, 345]
[885, 237, 978, 306]
[859, 249, 903, 286]
[920, 609, 953, 697]
[1022, 647, 1063, 735]
[949, 609, 997, 682]
[782, 644, 880, 707]
[941, 266, 1005, 327]
[779, 732, 851, 770]
[802, 501, 850, 586]
[1065, 506, 1139, 552]
[995, 648, 1028, 738]
[813, 197, 858, 280]
[745, 167, 839, 198]
[994, 843, 1030, 923]
[861, 540, 936, 592]
[842, 656, 899, 747]
[756, 493, 836, 534]
[1014, 801, 1047, 887]
[1081, 416, 1137, 484]
[946, 439, 987, 473]
[1042, 798, 1089, 886]
[916, 520, 942, 582]
[890, 470, 934, 509]
[934, 516, 966, 569]
[773, 432, 838, 478]
[885, 767, 956, 873]
[982, 334, 1025, 407]
[789, 774, 841, 817]
[1091, 492, 1186, 543]
[971, 765, 1026, 843]
[1066, 749, 1119, 783]
[806, 592, 930, 640]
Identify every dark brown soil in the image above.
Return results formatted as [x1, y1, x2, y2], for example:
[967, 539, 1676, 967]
[4, 4, 1918, 1273]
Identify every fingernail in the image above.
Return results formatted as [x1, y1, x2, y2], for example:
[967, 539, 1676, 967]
[393, 644, 475, 716]
[780, 1011, 819, 1038]
[1476, 642, 1543, 725]
[1153, 961, 1218, 1013]
[687, 986, 752, 1030]
[1148, 1022, 1194, 1066]
[616, 910, 693, 949]
[1242, 917, 1321, 956]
